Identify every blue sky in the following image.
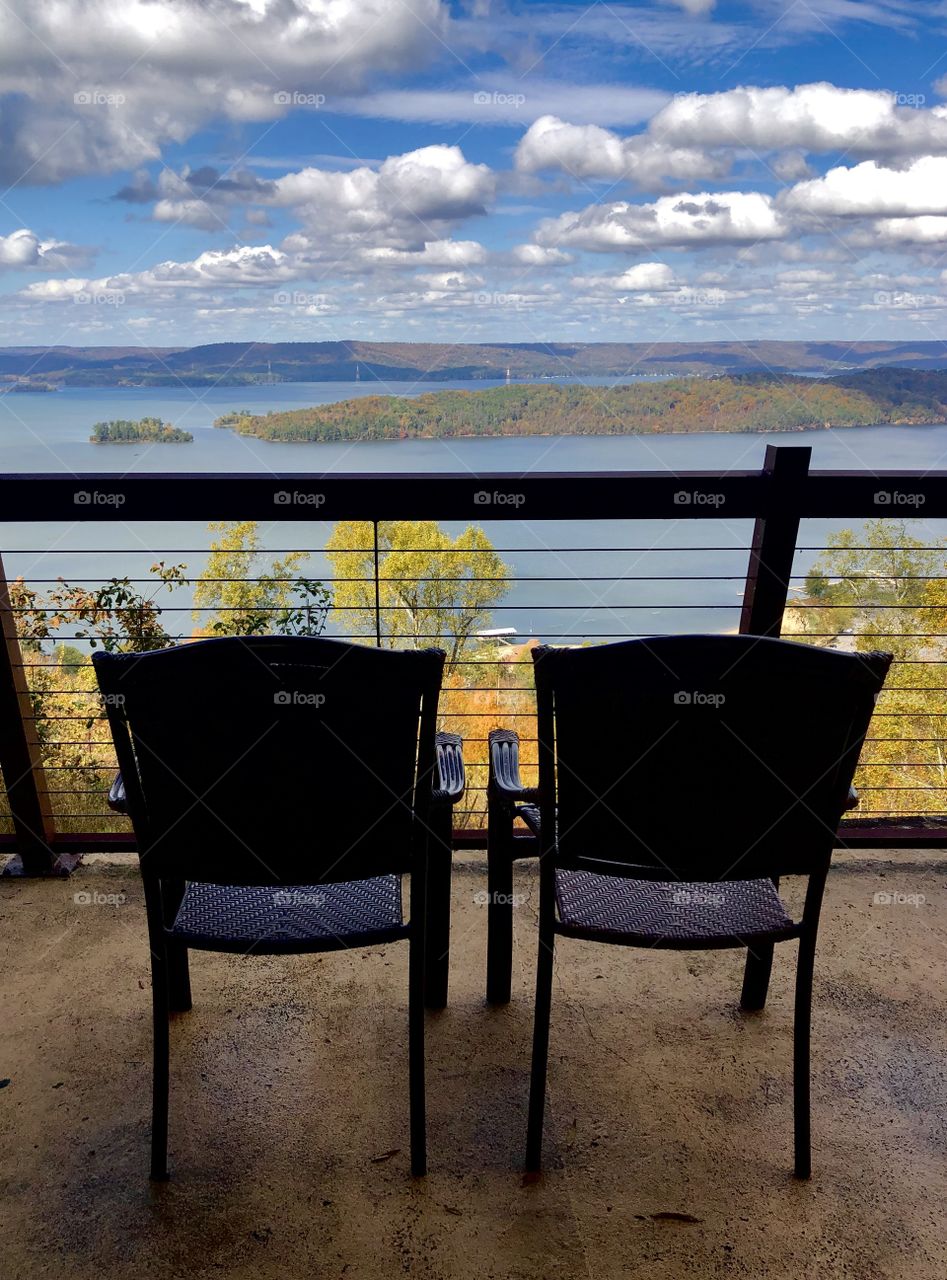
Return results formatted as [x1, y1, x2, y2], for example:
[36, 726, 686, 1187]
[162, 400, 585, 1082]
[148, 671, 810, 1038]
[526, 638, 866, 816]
[3, 0, 947, 349]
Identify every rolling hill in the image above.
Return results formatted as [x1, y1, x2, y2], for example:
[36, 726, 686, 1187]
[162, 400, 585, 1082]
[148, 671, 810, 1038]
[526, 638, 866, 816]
[4, 340, 947, 387]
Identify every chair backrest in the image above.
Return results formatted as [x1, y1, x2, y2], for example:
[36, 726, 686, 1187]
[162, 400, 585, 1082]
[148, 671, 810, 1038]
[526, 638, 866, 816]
[532, 635, 891, 881]
[94, 637, 444, 885]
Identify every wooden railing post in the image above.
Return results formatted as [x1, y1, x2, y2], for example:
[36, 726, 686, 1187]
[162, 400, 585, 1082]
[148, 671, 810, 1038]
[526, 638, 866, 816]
[740, 445, 811, 637]
[738, 445, 810, 1010]
[0, 552, 62, 875]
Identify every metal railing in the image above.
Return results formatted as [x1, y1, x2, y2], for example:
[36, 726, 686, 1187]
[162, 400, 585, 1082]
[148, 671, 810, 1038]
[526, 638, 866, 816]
[0, 445, 944, 874]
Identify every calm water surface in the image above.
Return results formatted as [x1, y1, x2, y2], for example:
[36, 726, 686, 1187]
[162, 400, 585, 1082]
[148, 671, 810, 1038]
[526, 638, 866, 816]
[1, 381, 943, 640]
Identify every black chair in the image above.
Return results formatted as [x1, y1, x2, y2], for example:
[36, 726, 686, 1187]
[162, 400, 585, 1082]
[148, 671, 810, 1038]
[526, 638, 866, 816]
[519, 635, 890, 1178]
[487, 743, 861, 1007]
[107, 737, 464, 1010]
[94, 636, 462, 1180]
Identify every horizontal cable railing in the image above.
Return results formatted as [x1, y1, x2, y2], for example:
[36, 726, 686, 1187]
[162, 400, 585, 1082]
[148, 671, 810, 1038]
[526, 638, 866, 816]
[1, 540, 755, 836]
[0, 450, 944, 872]
[781, 528, 946, 822]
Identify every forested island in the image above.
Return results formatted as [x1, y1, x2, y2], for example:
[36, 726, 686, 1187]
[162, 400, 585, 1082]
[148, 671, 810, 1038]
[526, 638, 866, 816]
[90, 417, 193, 444]
[213, 369, 947, 443]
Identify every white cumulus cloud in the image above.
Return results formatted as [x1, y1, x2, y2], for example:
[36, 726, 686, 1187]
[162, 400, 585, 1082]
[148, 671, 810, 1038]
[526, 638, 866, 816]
[270, 145, 495, 248]
[573, 262, 676, 291]
[784, 156, 947, 217]
[360, 240, 488, 268]
[516, 115, 730, 188]
[21, 244, 296, 298]
[648, 83, 947, 157]
[0, 0, 450, 184]
[537, 191, 786, 250]
[870, 216, 947, 244]
[511, 244, 573, 265]
[0, 228, 92, 271]
[515, 84, 947, 192]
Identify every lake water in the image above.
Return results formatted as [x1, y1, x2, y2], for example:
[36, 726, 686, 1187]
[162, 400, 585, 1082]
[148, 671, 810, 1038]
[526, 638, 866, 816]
[3, 378, 947, 475]
[1, 380, 944, 641]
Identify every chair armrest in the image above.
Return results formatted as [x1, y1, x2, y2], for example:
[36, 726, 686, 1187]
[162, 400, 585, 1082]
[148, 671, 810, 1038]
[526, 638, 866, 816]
[432, 732, 465, 806]
[108, 772, 127, 814]
[488, 728, 539, 804]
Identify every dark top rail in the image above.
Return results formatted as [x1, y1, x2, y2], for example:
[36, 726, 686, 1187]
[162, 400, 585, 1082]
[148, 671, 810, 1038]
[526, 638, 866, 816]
[0, 466, 944, 522]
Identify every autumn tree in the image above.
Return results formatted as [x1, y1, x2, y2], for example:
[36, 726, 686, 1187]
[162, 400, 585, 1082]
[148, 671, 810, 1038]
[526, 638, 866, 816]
[792, 519, 947, 818]
[5, 565, 189, 826]
[9, 562, 186, 653]
[324, 520, 510, 669]
[192, 520, 329, 637]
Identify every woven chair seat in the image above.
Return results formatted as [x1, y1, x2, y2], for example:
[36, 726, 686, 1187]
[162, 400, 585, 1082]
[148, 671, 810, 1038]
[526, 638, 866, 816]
[555, 870, 796, 946]
[170, 875, 405, 953]
[518, 802, 795, 945]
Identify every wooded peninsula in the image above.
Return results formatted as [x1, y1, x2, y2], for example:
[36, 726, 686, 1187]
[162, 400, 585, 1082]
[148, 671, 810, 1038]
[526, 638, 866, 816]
[213, 369, 947, 443]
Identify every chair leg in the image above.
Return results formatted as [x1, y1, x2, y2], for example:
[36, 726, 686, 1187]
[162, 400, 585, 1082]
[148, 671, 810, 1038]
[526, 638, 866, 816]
[741, 878, 780, 1012]
[167, 944, 191, 1013]
[741, 942, 774, 1011]
[525, 915, 555, 1173]
[409, 872, 428, 1176]
[424, 811, 451, 1010]
[150, 949, 171, 1181]
[161, 880, 191, 1013]
[486, 801, 514, 1004]
[142, 877, 172, 1180]
[793, 930, 818, 1180]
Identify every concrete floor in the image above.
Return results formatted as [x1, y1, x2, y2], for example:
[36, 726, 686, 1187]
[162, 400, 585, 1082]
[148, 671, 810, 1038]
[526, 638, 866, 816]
[1, 850, 946, 1280]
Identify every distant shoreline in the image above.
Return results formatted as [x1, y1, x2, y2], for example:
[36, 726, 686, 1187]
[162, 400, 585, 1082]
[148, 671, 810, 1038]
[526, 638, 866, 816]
[4, 338, 947, 388]
[214, 418, 944, 442]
